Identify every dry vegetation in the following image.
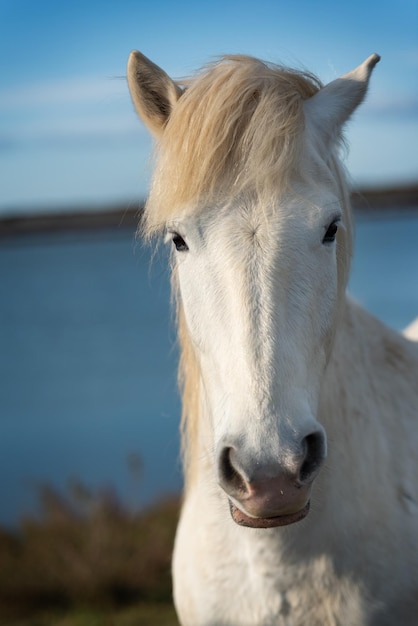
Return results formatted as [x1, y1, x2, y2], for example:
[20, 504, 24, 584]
[0, 482, 181, 625]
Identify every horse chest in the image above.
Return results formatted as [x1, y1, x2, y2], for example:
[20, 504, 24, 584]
[174, 503, 355, 626]
[173, 496, 384, 626]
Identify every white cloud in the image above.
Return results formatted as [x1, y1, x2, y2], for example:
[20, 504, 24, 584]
[363, 93, 418, 118]
[0, 73, 148, 149]
[12, 113, 144, 142]
[0, 75, 127, 111]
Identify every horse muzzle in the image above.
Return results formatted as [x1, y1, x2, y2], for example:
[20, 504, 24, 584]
[226, 471, 312, 528]
[217, 429, 326, 528]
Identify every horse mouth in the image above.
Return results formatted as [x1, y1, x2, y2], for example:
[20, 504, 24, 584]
[229, 500, 310, 528]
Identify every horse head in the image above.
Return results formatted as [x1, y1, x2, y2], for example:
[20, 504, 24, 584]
[128, 51, 379, 528]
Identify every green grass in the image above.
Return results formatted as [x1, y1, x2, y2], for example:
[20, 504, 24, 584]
[0, 482, 181, 625]
[1, 603, 180, 626]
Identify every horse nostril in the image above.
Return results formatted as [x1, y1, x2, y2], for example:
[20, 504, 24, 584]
[299, 431, 326, 484]
[218, 447, 247, 496]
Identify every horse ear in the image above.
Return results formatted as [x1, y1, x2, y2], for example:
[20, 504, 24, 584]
[127, 50, 183, 137]
[303, 53, 380, 142]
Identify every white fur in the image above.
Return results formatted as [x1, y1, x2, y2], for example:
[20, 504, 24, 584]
[404, 316, 418, 341]
[173, 297, 418, 625]
[171, 200, 418, 626]
[128, 52, 418, 625]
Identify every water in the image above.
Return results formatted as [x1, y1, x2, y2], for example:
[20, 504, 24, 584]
[1, 210, 418, 526]
[0, 230, 180, 527]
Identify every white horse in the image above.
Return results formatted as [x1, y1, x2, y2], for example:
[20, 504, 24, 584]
[127, 51, 418, 625]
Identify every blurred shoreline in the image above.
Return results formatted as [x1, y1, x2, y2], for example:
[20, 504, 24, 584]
[1, 183, 418, 238]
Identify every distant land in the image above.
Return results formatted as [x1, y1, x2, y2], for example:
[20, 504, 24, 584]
[1, 183, 418, 237]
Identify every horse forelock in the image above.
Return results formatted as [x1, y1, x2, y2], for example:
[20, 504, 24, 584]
[141, 55, 323, 237]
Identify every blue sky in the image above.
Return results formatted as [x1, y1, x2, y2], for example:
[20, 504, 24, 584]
[0, 0, 417, 215]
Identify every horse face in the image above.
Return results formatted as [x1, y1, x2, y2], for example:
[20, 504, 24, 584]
[128, 51, 379, 527]
[170, 189, 344, 526]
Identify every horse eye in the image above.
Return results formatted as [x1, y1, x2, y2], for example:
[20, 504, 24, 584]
[172, 233, 189, 252]
[323, 220, 339, 244]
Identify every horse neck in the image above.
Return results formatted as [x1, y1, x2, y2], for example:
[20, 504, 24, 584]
[321, 297, 385, 447]
[319, 295, 418, 511]
[323, 295, 398, 417]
